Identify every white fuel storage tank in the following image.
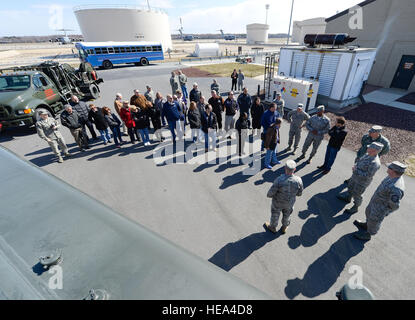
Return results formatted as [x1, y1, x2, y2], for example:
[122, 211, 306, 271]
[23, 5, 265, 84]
[74, 5, 173, 51]
[246, 23, 269, 45]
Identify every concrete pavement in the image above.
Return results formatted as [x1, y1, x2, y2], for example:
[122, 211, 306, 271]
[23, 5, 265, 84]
[1, 64, 414, 300]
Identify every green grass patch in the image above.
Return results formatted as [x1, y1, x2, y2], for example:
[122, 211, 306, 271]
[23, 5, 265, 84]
[195, 63, 265, 78]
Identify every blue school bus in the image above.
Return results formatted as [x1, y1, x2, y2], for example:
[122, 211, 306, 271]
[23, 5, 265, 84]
[75, 41, 164, 69]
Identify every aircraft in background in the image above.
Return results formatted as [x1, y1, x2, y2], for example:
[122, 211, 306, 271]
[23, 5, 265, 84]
[218, 29, 236, 41]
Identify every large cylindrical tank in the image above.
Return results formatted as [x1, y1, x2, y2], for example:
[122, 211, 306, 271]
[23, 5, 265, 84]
[246, 23, 269, 44]
[73, 5, 172, 51]
[194, 43, 220, 58]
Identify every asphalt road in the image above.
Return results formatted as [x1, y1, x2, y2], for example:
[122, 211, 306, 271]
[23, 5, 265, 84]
[1, 63, 415, 300]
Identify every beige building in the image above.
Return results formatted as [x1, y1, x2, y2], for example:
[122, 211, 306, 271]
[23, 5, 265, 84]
[325, 0, 415, 91]
[292, 18, 327, 45]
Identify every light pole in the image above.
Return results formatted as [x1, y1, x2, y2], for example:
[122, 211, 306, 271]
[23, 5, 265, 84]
[265, 4, 270, 25]
[287, 0, 295, 45]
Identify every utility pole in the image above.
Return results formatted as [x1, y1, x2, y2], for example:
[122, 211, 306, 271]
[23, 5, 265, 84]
[287, 0, 295, 45]
[146, 0, 151, 10]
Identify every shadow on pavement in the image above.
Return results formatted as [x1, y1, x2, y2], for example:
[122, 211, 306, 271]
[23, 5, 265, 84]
[208, 230, 281, 272]
[284, 232, 366, 299]
[301, 169, 325, 188]
[288, 184, 349, 249]
[0, 126, 36, 143]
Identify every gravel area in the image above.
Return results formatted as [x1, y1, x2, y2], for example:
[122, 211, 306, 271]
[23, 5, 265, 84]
[175, 67, 216, 78]
[325, 102, 415, 176]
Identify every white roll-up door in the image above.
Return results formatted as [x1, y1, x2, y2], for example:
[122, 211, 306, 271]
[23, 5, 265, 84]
[290, 52, 306, 78]
[318, 54, 340, 96]
[304, 54, 321, 79]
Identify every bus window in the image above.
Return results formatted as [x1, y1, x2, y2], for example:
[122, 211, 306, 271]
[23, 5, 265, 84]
[131, 47, 137, 53]
[146, 47, 152, 52]
[95, 48, 102, 54]
[88, 49, 95, 55]
[101, 48, 108, 54]
[158, 46, 162, 52]
[136, 47, 143, 52]
[114, 47, 120, 53]
[126, 47, 131, 53]
[152, 46, 160, 52]
[120, 47, 126, 53]
[108, 48, 114, 54]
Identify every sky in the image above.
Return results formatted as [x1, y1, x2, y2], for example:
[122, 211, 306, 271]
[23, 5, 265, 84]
[0, 0, 363, 37]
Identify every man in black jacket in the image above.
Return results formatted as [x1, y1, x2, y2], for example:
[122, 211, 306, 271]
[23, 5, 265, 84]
[208, 90, 224, 130]
[318, 116, 348, 174]
[61, 105, 89, 151]
[189, 83, 202, 103]
[70, 95, 98, 141]
[201, 105, 218, 152]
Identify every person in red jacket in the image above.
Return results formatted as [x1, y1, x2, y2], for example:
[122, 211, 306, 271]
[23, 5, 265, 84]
[119, 101, 140, 144]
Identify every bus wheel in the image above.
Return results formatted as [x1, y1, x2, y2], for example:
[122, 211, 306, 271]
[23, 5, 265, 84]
[102, 60, 113, 69]
[140, 58, 149, 66]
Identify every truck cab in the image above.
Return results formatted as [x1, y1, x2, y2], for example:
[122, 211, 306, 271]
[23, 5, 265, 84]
[0, 62, 103, 132]
[0, 71, 61, 131]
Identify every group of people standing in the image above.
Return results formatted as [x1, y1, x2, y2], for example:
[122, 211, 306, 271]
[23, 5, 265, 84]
[34, 74, 407, 244]
[263, 104, 406, 243]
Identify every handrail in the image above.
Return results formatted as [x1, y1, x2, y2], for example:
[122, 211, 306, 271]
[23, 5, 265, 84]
[73, 4, 167, 14]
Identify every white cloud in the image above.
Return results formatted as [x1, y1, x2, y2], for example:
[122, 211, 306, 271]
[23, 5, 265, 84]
[176, 0, 362, 34]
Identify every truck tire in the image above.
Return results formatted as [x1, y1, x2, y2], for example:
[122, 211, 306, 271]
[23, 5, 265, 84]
[88, 84, 100, 100]
[140, 58, 149, 66]
[102, 60, 113, 69]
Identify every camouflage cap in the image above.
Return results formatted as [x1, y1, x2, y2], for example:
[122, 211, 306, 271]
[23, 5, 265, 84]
[369, 125, 383, 133]
[297, 103, 304, 108]
[317, 105, 325, 112]
[387, 161, 407, 174]
[276, 93, 281, 97]
[285, 160, 297, 170]
[368, 142, 384, 151]
[38, 110, 48, 115]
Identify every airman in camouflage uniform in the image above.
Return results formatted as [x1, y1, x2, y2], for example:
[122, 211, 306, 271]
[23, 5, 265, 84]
[265, 160, 303, 234]
[36, 111, 70, 163]
[286, 104, 310, 155]
[353, 161, 406, 241]
[345, 125, 390, 184]
[273, 93, 285, 117]
[337, 142, 383, 214]
[297, 105, 330, 164]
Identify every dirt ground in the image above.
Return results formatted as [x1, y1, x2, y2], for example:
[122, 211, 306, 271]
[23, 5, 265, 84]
[177, 63, 264, 78]
[325, 102, 415, 177]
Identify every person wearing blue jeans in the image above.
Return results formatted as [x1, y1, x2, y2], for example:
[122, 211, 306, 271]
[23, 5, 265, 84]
[162, 95, 181, 143]
[137, 127, 150, 145]
[103, 107, 124, 148]
[99, 129, 112, 144]
[318, 117, 348, 174]
[261, 103, 281, 151]
[201, 105, 218, 151]
[264, 118, 282, 169]
[178, 70, 188, 99]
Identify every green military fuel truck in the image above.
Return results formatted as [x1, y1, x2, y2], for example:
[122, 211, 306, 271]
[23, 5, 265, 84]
[0, 61, 103, 132]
